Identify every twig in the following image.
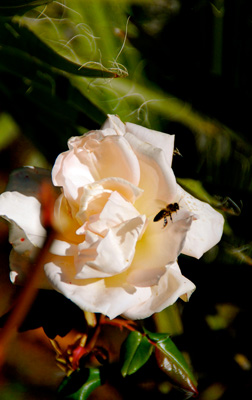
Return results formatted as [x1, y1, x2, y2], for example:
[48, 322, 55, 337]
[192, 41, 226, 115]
[0, 227, 55, 370]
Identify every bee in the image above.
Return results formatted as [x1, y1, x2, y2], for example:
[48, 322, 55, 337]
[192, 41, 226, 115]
[153, 202, 180, 228]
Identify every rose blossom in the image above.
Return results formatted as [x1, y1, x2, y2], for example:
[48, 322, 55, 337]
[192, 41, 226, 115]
[0, 115, 224, 319]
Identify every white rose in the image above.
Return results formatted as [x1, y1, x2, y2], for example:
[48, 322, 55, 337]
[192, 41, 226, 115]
[0, 115, 224, 319]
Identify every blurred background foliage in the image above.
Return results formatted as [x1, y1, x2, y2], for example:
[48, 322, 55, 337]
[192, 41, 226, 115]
[0, 0, 252, 399]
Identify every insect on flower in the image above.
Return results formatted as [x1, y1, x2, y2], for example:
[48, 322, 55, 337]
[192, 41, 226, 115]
[153, 202, 180, 228]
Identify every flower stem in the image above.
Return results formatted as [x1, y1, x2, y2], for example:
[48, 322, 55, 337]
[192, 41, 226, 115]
[99, 315, 137, 332]
[0, 227, 55, 370]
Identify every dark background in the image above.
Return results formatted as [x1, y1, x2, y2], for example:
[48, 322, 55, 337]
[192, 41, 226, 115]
[0, 0, 252, 399]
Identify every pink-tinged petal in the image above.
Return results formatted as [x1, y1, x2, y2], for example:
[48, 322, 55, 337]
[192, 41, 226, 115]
[177, 185, 224, 258]
[127, 209, 195, 287]
[52, 133, 140, 207]
[50, 240, 78, 257]
[86, 135, 140, 186]
[53, 194, 82, 243]
[77, 178, 143, 224]
[87, 191, 141, 234]
[75, 214, 146, 279]
[44, 259, 151, 319]
[52, 132, 106, 207]
[97, 177, 143, 203]
[124, 132, 177, 215]
[67, 131, 101, 149]
[125, 122, 175, 167]
[0, 191, 46, 249]
[101, 114, 126, 135]
[52, 150, 94, 208]
[123, 262, 196, 320]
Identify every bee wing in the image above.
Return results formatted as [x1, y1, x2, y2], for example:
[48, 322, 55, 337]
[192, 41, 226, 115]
[143, 199, 167, 219]
[154, 199, 167, 208]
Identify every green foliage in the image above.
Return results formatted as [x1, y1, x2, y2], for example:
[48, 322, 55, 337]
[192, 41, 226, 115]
[120, 331, 153, 377]
[120, 329, 197, 395]
[0, 20, 117, 78]
[0, 19, 109, 162]
[55, 322, 198, 398]
[145, 330, 198, 395]
[58, 368, 101, 400]
[0, 0, 52, 17]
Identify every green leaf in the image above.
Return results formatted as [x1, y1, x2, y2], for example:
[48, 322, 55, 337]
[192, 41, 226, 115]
[58, 368, 101, 400]
[146, 331, 198, 395]
[0, 0, 52, 17]
[120, 331, 153, 377]
[0, 21, 117, 78]
[0, 19, 108, 162]
[0, 69, 105, 162]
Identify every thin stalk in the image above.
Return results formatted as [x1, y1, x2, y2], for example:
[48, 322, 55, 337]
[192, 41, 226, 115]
[0, 227, 55, 369]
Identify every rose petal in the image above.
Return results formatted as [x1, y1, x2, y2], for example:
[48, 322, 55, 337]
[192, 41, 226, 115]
[127, 209, 194, 287]
[102, 115, 175, 167]
[101, 114, 126, 135]
[52, 149, 94, 209]
[44, 258, 195, 320]
[124, 132, 177, 216]
[75, 191, 147, 280]
[0, 191, 46, 249]
[76, 178, 143, 224]
[123, 262, 196, 319]
[8, 222, 35, 255]
[177, 185, 224, 258]
[50, 239, 78, 257]
[44, 258, 151, 319]
[88, 135, 140, 186]
[75, 214, 146, 279]
[87, 191, 141, 234]
[125, 122, 175, 167]
[53, 194, 82, 243]
[52, 132, 140, 208]
[67, 130, 102, 149]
